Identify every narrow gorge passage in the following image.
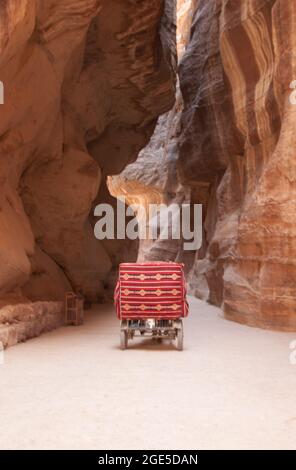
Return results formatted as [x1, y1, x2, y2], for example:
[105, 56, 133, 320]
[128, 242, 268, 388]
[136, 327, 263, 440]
[1, 297, 295, 450]
[0, 0, 296, 452]
[1, 0, 296, 340]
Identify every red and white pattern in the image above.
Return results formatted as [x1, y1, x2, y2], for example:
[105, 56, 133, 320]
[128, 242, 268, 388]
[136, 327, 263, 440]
[114, 262, 189, 320]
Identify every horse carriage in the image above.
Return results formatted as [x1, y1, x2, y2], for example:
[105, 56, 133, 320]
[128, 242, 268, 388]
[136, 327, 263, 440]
[114, 262, 188, 350]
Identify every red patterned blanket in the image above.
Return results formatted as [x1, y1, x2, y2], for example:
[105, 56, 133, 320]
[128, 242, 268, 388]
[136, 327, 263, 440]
[114, 262, 189, 320]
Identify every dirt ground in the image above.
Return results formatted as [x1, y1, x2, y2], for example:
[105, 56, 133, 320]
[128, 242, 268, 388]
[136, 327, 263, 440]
[0, 297, 296, 450]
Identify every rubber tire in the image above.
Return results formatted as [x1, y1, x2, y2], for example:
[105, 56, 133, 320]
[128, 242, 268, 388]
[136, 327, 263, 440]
[176, 321, 183, 351]
[120, 330, 128, 350]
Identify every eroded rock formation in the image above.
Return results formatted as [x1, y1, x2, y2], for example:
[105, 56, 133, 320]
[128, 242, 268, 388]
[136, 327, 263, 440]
[0, 0, 176, 308]
[180, 0, 296, 330]
[111, 0, 296, 331]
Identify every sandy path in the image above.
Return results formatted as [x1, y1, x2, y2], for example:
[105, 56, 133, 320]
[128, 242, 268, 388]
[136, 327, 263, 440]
[0, 297, 296, 450]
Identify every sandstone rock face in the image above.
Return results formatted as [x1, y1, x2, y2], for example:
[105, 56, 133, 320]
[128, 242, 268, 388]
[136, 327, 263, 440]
[0, 301, 63, 348]
[0, 1, 176, 309]
[179, 0, 296, 330]
[176, 0, 197, 57]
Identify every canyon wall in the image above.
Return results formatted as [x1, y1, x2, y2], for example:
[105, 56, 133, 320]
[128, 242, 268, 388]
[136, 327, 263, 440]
[0, 0, 176, 311]
[112, 0, 296, 331]
[180, 0, 296, 330]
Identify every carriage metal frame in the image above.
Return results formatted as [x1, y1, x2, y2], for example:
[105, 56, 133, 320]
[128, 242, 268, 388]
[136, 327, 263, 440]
[120, 318, 184, 350]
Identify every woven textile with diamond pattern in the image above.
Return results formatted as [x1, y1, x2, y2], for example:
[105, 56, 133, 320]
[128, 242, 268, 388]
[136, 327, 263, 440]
[114, 262, 189, 320]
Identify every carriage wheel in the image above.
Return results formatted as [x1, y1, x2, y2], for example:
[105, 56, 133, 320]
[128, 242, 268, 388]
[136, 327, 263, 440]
[120, 330, 128, 350]
[120, 321, 128, 350]
[176, 321, 183, 351]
